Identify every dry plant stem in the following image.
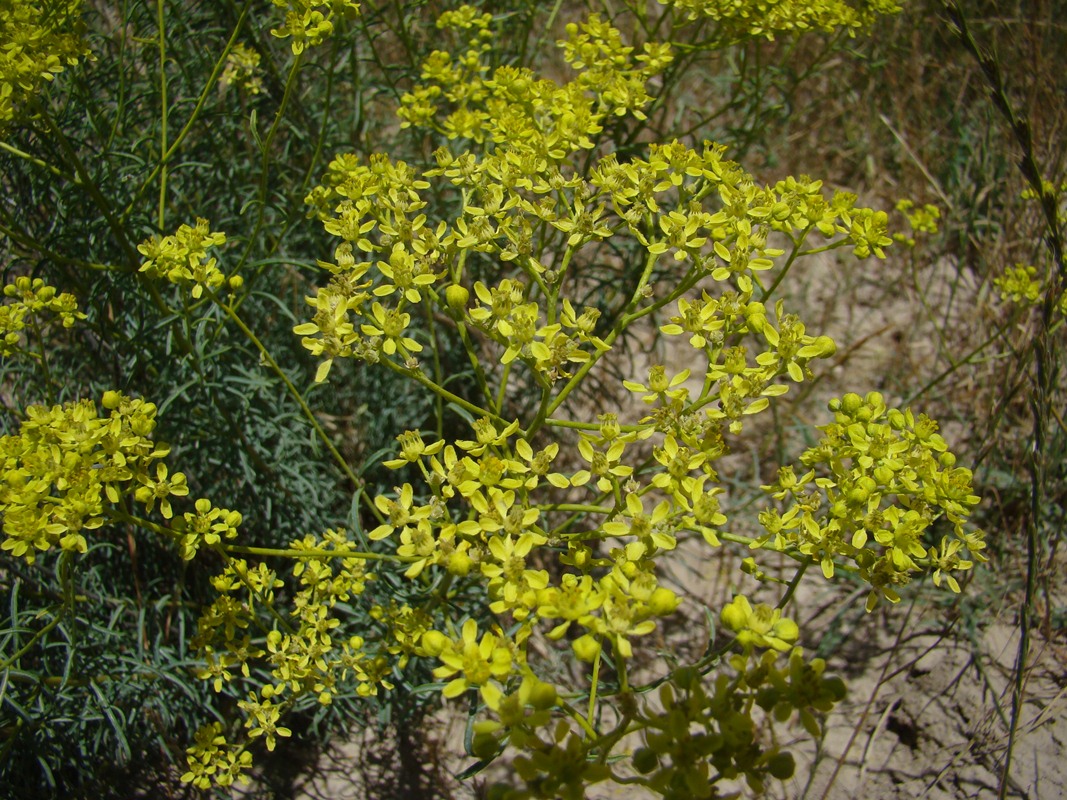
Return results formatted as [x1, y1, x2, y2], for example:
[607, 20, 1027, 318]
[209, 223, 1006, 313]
[941, 5, 1064, 797]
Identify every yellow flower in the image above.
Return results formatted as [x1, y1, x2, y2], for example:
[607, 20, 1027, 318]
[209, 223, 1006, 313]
[135, 462, 189, 519]
[368, 483, 430, 540]
[238, 692, 292, 752]
[431, 619, 514, 704]
[360, 301, 422, 358]
[721, 595, 799, 652]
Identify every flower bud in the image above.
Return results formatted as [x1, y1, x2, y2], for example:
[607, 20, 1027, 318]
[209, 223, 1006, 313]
[445, 284, 469, 313]
[447, 551, 473, 576]
[525, 678, 557, 710]
[572, 634, 601, 662]
[840, 393, 863, 415]
[421, 630, 448, 657]
[649, 587, 680, 616]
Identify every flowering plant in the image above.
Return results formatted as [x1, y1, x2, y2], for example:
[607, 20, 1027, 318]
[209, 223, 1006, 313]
[0, 1, 994, 796]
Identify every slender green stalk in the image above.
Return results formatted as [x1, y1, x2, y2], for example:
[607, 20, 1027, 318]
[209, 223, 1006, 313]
[587, 639, 602, 726]
[213, 291, 364, 491]
[221, 544, 412, 562]
[156, 0, 168, 229]
[234, 50, 306, 275]
[0, 141, 79, 182]
[123, 0, 255, 224]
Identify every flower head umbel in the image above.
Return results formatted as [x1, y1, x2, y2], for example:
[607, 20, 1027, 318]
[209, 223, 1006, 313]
[0, 392, 173, 563]
[0, 0, 90, 133]
[138, 219, 228, 299]
[220, 43, 262, 95]
[1, 277, 86, 358]
[270, 0, 361, 54]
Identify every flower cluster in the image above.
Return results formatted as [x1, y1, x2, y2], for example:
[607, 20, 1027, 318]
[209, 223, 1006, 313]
[180, 722, 253, 790]
[756, 391, 986, 609]
[720, 594, 799, 652]
[893, 198, 941, 247]
[181, 527, 388, 787]
[0, 276, 85, 358]
[270, 15, 976, 791]
[0, 391, 177, 562]
[298, 139, 888, 398]
[175, 498, 243, 560]
[994, 263, 1043, 306]
[137, 219, 229, 299]
[191, 527, 382, 701]
[654, 0, 902, 40]
[993, 262, 1067, 316]
[0, 0, 89, 132]
[365, 416, 693, 678]
[398, 9, 673, 155]
[269, 0, 361, 54]
[219, 42, 263, 95]
[628, 650, 844, 798]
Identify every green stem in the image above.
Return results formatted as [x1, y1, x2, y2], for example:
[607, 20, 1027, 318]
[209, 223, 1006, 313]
[421, 302, 446, 439]
[213, 290, 363, 490]
[775, 560, 808, 610]
[156, 0, 168, 229]
[0, 141, 78, 183]
[234, 50, 306, 275]
[538, 249, 662, 426]
[379, 356, 506, 425]
[535, 503, 613, 514]
[455, 318, 498, 414]
[587, 640, 602, 727]
[34, 103, 140, 268]
[760, 226, 813, 302]
[221, 544, 411, 562]
[123, 0, 254, 224]
[0, 604, 65, 671]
